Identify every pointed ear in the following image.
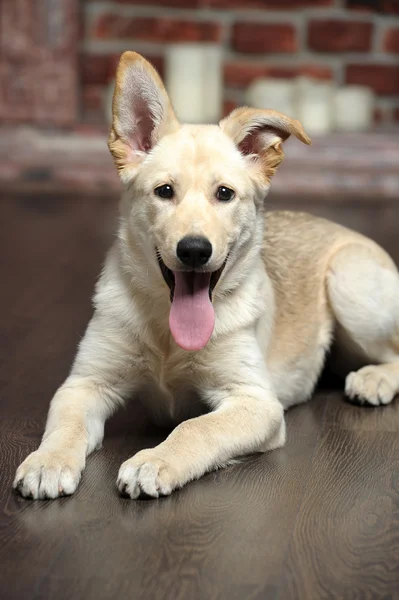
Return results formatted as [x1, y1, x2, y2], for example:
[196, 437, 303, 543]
[108, 51, 180, 180]
[219, 107, 311, 182]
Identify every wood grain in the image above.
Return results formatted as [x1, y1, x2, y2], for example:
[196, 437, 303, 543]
[280, 427, 399, 600]
[0, 192, 398, 599]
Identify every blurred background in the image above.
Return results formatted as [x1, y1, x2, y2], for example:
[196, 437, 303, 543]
[0, 0, 398, 199]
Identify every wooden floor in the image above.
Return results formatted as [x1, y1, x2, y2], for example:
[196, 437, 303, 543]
[1, 192, 398, 600]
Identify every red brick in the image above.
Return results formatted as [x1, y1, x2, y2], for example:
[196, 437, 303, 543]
[346, 0, 399, 13]
[384, 28, 399, 53]
[93, 0, 334, 4]
[115, 0, 201, 6]
[81, 85, 105, 122]
[225, 63, 295, 88]
[223, 100, 239, 117]
[224, 61, 333, 88]
[232, 23, 297, 54]
[345, 64, 399, 95]
[345, 0, 378, 11]
[299, 65, 334, 80]
[81, 53, 164, 85]
[81, 54, 118, 86]
[308, 20, 373, 52]
[383, 1, 399, 13]
[207, 0, 332, 7]
[92, 14, 221, 43]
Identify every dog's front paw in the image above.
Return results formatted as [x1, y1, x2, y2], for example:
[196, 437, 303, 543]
[13, 448, 84, 500]
[117, 450, 179, 499]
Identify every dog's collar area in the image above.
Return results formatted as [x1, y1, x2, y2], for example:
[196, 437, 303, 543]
[156, 253, 226, 302]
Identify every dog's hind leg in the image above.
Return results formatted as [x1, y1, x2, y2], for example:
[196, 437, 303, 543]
[327, 241, 399, 406]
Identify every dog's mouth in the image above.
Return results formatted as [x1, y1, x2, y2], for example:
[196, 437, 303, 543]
[157, 256, 226, 302]
[157, 253, 227, 352]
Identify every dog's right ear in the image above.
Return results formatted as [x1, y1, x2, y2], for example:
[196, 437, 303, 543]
[108, 51, 180, 182]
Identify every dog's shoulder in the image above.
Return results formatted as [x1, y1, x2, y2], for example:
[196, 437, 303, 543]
[265, 210, 346, 246]
[262, 210, 359, 302]
[263, 210, 356, 271]
[263, 209, 382, 269]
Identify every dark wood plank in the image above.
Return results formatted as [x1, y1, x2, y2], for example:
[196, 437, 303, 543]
[323, 393, 399, 433]
[0, 404, 326, 600]
[0, 194, 116, 417]
[280, 426, 399, 600]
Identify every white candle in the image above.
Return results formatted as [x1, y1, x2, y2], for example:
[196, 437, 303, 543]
[296, 79, 334, 135]
[245, 78, 295, 117]
[165, 44, 222, 124]
[334, 85, 374, 132]
[294, 76, 315, 107]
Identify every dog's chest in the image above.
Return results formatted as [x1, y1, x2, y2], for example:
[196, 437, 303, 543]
[142, 344, 207, 424]
[139, 377, 205, 426]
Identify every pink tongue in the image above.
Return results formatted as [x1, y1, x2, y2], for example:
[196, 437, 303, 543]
[169, 272, 214, 351]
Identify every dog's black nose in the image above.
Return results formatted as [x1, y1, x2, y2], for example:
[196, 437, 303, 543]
[177, 236, 212, 268]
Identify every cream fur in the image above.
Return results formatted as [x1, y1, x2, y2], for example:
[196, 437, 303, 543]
[14, 53, 399, 500]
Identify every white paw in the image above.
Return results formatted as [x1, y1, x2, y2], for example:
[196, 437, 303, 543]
[13, 448, 84, 499]
[345, 366, 396, 406]
[117, 450, 179, 500]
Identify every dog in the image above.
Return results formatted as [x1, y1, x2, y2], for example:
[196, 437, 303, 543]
[14, 52, 399, 500]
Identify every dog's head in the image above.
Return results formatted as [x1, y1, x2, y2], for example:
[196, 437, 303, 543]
[109, 52, 310, 351]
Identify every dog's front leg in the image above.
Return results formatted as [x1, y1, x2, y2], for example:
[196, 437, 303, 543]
[14, 314, 146, 499]
[117, 332, 285, 499]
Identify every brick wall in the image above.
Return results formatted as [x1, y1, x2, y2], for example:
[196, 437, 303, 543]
[1, 1, 398, 128]
[82, 0, 399, 126]
[0, 0, 79, 126]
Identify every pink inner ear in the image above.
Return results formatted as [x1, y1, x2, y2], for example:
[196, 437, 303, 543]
[131, 96, 155, 153]
[238, 129, 263, 157]
[238, 126, 286, 158]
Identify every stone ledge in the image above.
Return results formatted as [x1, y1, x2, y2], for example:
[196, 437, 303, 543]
[1, 126, 398, 200]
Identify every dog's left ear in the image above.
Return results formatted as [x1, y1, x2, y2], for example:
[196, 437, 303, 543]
[108, 51, 180, 181]
[219, 107, 311, 181]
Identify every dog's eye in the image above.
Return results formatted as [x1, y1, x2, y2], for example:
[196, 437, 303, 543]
[155, 184, 174, 199]
[216, 186, 235, 202]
